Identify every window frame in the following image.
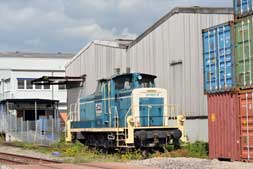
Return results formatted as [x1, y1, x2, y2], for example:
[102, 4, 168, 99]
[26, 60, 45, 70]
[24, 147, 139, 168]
[17, 79, 25, 90]
[26, 79, 34, 90]
[58, 84, 66, 90]
[43, 83, 51, 90]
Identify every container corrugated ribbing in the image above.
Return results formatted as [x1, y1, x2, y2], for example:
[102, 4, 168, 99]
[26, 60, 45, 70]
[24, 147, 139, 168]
[208, 92, 240, 161]
[234, 15, 253, 89]
[234, 0, 253, 19]
[202, 21, 235, 94]
[208, 91, 253, 162]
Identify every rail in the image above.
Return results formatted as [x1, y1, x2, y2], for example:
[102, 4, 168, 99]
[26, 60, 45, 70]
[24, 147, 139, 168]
[0, 152, 61, 165]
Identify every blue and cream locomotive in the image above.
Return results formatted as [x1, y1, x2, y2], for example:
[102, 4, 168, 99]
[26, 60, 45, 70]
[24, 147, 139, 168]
[66, 73, 182, 150]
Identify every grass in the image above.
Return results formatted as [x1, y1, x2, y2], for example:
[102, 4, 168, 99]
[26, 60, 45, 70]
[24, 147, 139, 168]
[150, 141, 208, 159]
[4, 140, 142, 162]
[0, 134, 5, 144]
[1, 140, 209, 162]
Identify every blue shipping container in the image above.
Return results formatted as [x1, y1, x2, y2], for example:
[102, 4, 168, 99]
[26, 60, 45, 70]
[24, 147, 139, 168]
[202, 22, 234, 93]
[234, 0, 253, 18]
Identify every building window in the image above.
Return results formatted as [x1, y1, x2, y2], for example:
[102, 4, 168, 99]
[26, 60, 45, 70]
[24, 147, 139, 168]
[58, 84, 66, 90]
[43, 84, 50, 90]
[26, 79, 33, 89]
[35, 84, 42, 89]
[17, 79, 25, 89]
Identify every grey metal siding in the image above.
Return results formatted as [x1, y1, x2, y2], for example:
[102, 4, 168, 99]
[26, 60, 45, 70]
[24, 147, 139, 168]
[66, 43, 127, 96]
[126, 13, 233, 117]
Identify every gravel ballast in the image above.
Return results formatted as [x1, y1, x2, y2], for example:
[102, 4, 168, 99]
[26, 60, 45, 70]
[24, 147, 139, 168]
[129, 157, 253, 169]
[1, 145, 253, 169]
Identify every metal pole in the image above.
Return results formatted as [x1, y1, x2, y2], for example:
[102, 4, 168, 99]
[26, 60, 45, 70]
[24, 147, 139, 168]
[52, 72, 54, 100]
[52, 104, 55, 143]
[26, 120, 28, 143]
[34, 101, 37, 143]
[21, 118, 23, 141]
[54, 103, 57, 139]
[57, 102, 59, 140]
[7, 101, 10, 133]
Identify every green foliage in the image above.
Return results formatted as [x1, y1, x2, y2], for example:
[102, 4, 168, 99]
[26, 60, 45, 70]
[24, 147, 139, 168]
[152, 141, 208, 159]
[0, 134, 5, 143]
[120, 150, 142, 161]
[165, 144, 175, 152]
[8, 141, 39, 149]
[2, 140, 209, 162]
[183, 141, 208, 158]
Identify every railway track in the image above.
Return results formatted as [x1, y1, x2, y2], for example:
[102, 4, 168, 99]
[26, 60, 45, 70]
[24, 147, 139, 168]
[0, 152, 151, 169]
[0, 152, 61, 165]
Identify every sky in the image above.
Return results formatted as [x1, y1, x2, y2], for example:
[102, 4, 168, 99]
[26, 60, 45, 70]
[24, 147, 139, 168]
[0, 0, 232, 53]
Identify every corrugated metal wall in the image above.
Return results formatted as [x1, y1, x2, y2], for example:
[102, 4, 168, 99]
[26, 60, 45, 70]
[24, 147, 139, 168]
[126, 13, 233, 117]
[66, 43, 127, 95]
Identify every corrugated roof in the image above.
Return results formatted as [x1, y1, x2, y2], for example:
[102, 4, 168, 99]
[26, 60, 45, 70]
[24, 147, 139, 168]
[128, 6, 233, 48]
[0, 52, 74, 59]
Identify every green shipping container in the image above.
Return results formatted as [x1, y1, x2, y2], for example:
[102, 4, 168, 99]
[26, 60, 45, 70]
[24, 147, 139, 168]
[235, 15, 253, 88]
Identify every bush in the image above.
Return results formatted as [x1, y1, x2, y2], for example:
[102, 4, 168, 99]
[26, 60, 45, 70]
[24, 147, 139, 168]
[0, 134, 5, 143]
[120, 150, 142, 161]
[151, 141, 208, 159]
[183, 141, 208, 158]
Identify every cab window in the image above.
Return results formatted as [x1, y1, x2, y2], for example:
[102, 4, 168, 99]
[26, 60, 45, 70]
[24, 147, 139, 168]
[139, 78, 155, 88]
[115, 77, 132, 90]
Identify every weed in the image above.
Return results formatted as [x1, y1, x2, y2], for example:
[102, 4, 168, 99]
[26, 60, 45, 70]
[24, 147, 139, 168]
[2, 140, 209, 162]
[0, 134, 5, 144]
[183, 141, 208, 158]
[120, 150, 142, 161]
[151, 141, 208, 159]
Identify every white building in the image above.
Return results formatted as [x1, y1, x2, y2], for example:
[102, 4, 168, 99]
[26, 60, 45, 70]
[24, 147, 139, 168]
[0, 52, 73, 113]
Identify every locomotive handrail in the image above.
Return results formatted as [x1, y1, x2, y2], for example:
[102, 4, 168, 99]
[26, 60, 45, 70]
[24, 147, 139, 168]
[124, 106, 132, 129]
[124, 106, 132, 143]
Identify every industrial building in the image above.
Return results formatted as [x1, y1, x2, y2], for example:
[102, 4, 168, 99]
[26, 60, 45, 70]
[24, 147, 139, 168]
[0, 52, 72, 109]
[65, 7, 233, 142]
[0, 52, 73, 144]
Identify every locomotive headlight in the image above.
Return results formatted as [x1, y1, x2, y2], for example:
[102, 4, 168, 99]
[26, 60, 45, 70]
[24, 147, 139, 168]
[137, 75, 142, 80]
